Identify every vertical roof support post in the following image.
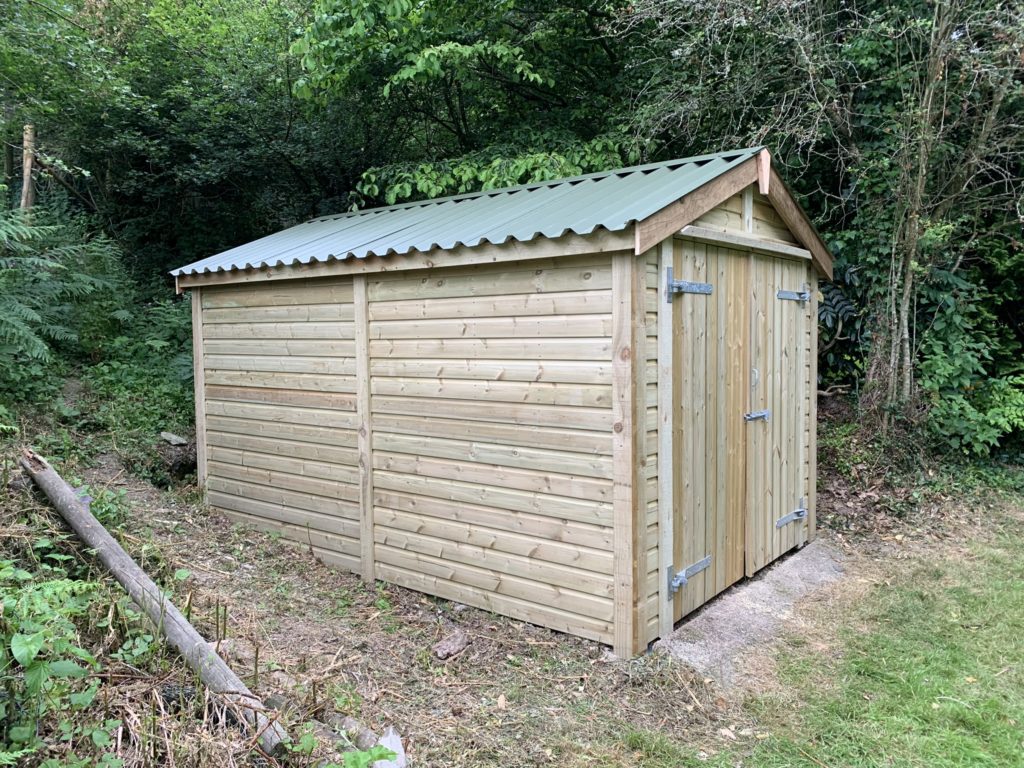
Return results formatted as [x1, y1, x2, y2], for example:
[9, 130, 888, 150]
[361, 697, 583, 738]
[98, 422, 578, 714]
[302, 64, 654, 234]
[612, 247, 647, 657]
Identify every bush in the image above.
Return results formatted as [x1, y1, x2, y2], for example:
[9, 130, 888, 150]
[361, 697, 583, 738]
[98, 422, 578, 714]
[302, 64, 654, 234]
[0, 208, 130, 410]
[81, 299, 194, 483]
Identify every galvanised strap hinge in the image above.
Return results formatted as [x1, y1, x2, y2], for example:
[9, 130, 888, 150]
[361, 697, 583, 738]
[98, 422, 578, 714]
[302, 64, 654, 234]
[667, 555, 712, 596]
[665, 267, 713, 303]
[777, 284, 811, 303]
[744, 409, 770, 422]
[776, 498, 809, 528]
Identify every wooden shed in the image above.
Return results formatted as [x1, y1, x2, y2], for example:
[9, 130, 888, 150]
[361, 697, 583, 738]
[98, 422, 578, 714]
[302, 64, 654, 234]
[173, 147, 833, 657]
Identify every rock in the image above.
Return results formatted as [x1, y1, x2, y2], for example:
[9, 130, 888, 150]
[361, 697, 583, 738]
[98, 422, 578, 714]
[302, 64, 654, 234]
[324, 713, 379, 751]
[267, 669, 301, 692]
[6, 471, 30, 493]
[433, 628, 470, 660]
[206, 638, 254, 664]
[264, 692, 299, 714]
[159, 683, 198, 712]
[161, 431, 189, 446]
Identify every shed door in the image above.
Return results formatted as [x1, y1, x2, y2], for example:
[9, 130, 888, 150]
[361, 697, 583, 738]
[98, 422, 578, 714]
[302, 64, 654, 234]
[671, 241, 749, 621]
[669, 242, 814, 624]
[745, 255, 813, 575]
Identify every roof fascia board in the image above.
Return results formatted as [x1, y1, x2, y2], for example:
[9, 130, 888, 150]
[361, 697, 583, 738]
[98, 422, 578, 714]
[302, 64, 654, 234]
[765, 167, 834, 279]
[175, 228, 635, 290]
[633, 157, 759, 255]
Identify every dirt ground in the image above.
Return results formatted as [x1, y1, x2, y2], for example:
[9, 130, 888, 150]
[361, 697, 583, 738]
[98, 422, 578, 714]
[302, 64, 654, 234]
[67, 452, 976, 767]
[75, 455, 741, 766]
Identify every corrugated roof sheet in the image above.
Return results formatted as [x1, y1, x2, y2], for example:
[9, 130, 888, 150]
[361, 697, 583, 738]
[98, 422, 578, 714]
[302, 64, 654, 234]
[171, 147, 762, 277]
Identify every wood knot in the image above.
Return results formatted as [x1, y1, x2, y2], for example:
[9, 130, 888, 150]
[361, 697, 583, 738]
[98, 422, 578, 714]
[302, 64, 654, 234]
[619, 347, 632, 361]
[613, 422, 624, 433]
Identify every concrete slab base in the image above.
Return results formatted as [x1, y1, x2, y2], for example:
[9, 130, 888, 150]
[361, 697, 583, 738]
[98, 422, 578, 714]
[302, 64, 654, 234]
[654, 539, 845, 687]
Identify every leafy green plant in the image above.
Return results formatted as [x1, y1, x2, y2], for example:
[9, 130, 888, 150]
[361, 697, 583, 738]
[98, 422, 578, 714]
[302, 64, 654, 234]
[0, 209, 127, 409]
[81, 298, 194, 483]
[0, 561, 99, 758]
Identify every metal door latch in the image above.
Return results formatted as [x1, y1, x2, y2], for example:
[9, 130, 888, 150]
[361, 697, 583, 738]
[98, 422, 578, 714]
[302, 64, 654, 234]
[776, 499, 809, 528]
[667, 555, 712, 596]
[777, 284, 811, 303]
[665, 267, 713, 302]
[744, 409, 770, 422]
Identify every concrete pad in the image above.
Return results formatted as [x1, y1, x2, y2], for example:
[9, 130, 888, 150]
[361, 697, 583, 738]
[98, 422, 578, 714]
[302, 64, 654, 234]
[654, 539, 845, 687]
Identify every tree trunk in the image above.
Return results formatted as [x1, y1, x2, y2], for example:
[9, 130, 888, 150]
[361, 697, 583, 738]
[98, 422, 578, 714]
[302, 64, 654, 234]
[20, 124, 34, 210]
[18, 449, 289, 756]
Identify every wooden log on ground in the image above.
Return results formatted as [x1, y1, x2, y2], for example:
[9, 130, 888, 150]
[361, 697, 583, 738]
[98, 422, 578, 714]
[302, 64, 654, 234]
[18, 448, 288, 756]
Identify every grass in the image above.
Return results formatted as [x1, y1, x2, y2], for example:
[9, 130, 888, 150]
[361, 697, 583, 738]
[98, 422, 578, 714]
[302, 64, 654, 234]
[711, 504, 1021, 768]
[618, 501, 1024, 768]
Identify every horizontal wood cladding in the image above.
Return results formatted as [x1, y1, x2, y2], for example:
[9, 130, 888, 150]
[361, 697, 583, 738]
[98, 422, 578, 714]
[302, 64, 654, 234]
[200, 276, 361, 563]
[692, 185, 799, 245]
[368, 253, 618, 643]
[196, 255, 624, 646]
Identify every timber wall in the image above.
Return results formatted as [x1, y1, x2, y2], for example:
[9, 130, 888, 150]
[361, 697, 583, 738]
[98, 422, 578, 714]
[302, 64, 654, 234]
[366, 255, 618, 644]
[198, 278, 362, 572]
[198, 255, 621, 645]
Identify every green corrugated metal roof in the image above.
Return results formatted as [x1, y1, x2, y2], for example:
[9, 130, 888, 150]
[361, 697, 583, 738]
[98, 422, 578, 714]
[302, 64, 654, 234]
[171, 147, 762, 276]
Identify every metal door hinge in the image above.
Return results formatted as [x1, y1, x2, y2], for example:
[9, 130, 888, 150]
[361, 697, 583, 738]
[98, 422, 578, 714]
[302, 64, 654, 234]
[776, 499, 809, 528]
[665, 267, 713, 303]
[667, 555, 712, 596]
[744, 409, 770, 422]
[777, 284, 811, 303]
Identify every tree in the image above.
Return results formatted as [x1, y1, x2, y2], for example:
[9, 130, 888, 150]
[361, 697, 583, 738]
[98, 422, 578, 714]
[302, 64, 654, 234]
[293, 0, 642, 204]
[623, 0, 1024, 451]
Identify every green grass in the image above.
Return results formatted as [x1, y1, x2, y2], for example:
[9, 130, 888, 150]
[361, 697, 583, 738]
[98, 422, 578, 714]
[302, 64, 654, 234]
[625, 506, 1024, 768]
[761, 511, 1022, 766]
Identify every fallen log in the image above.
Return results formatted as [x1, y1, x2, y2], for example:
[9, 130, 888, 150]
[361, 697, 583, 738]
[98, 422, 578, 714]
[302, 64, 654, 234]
[19, 449, 288, 756]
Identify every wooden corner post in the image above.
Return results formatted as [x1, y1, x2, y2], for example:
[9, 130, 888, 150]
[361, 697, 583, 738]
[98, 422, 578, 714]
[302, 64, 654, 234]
[353, 275, 375, 582]
[612, 250, 647, 657]
[191, 288, 208, 493]
[656, 239, 675, 640]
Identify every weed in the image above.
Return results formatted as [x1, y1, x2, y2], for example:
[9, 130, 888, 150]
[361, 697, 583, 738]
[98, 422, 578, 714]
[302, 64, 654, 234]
[328, 682, 362, 714]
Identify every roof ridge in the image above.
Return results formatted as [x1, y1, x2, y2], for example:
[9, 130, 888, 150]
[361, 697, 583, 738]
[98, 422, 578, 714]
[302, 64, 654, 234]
[306, 146, 765, 224]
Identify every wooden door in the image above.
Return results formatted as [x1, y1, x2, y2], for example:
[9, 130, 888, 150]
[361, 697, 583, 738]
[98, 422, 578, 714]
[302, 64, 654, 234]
[745, 255, 813, 576]
[671, 240, 749, 622]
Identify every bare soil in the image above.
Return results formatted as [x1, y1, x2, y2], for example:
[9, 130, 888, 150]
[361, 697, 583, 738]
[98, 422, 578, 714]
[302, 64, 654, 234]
[62, 449, 991, 767]
[76, 455, 746, 767]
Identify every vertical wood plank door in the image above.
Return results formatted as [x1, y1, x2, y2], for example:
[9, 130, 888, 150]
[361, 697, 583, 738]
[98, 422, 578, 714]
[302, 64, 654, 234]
[745, 255, 814, 576]
[672, 240, 749, 623]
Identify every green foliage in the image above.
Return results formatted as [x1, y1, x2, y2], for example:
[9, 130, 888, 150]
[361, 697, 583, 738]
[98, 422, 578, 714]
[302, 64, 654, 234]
[0, 209, 126, 408]
[356, 133, 639, 205]
[296, 1, 635, 205]
[81, 299, 194, 483]
[0, 560, 99, 758]
[3, 0, 1024, 458]
[916, 266, 1024, 454]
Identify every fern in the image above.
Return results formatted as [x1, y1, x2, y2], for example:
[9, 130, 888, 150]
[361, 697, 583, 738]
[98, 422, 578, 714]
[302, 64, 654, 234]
[0, 208, 126, 405]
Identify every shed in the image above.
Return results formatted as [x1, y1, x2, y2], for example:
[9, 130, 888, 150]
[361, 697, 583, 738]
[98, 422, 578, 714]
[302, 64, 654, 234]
[172, 147, 833, 657]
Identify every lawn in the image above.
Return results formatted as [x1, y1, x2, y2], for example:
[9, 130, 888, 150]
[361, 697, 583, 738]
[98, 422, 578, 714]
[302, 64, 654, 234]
[625, 501, 1024, 768]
